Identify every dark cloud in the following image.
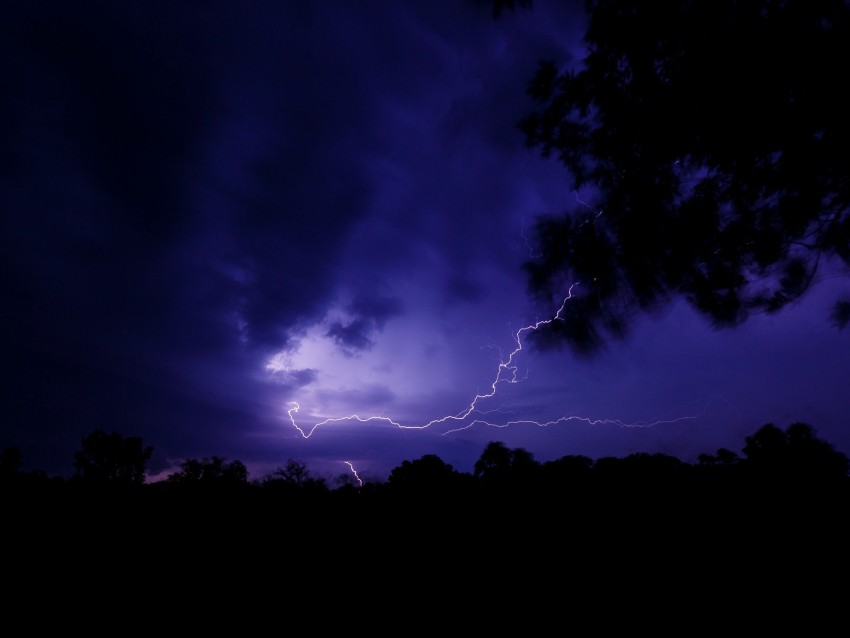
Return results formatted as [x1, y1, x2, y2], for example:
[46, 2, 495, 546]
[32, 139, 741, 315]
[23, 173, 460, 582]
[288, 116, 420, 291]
[326, 293, 404, 354]
[444, 276, 489, 306]
[1, 2, 211, 241]
[0, 1, 387, 472]
[265, 366, 319, 389]
[326, 318, 378, 353]
[287, 368, 320, 388]
[350, 293, 405, 326]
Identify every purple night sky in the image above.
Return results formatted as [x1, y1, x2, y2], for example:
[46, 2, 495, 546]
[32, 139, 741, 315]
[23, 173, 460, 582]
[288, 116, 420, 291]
[3, 0, 849, 483]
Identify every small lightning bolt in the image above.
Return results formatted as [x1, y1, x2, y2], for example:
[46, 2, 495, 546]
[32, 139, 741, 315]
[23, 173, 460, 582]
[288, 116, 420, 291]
[574, 190, 604, 226]
[521, 216, 541, 259]
[343, 460, 363, 487]
[285, 282, 716, 438]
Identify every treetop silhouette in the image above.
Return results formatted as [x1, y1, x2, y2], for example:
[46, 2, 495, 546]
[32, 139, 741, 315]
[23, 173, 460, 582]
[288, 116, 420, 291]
[73, 429, 152, 485]
[166, 455, 249, 485]
[517, 0, 850, 353]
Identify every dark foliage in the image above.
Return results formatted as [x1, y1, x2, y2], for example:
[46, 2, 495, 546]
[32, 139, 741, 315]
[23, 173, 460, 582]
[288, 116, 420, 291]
[259, 458, 328, 494]
[516, 0, 850, 353]
[3, 421, 849, 597]
[167, 455, 249, 485]
[72, 429, 153, 485]
[4, 423, 848, 541]
[387, 453, 471, 494]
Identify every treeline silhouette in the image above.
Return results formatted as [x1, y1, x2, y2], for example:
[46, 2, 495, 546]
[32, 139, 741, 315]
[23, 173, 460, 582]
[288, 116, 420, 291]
[5, 421, 850, 577]
[3, 422, 848, 505]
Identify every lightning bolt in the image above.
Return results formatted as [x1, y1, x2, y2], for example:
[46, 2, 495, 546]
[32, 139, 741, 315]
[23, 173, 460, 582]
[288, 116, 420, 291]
[287, 284, 579, 437]
[343, 460, 363, 487]
[285, 282, 718, 438]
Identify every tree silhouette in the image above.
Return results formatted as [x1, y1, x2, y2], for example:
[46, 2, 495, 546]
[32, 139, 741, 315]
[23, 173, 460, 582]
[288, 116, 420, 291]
[517, 0, 850, 352]
[541, 453, 593, 486]
[386, 454, 471, 496]
[474, 441, 540, 488]
[697, 448, 740, 468]
[474, 441, 512, 479]
[260, 459, 327, 493]
[73, 429, 152, 485]
[742, 422, 849, 481]
[488, 0, 533, 19]
[166, 456, 249, 485]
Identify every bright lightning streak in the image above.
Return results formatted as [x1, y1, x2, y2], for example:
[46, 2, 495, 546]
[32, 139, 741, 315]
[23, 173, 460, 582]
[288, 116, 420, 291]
[284, 283, 713, 438]
[343, 460, 363, 487]
[440, 404, 713, 435]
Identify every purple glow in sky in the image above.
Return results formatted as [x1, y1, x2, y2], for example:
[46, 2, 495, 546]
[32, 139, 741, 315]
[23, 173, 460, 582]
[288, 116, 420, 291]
[2, 0, 848, 483]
